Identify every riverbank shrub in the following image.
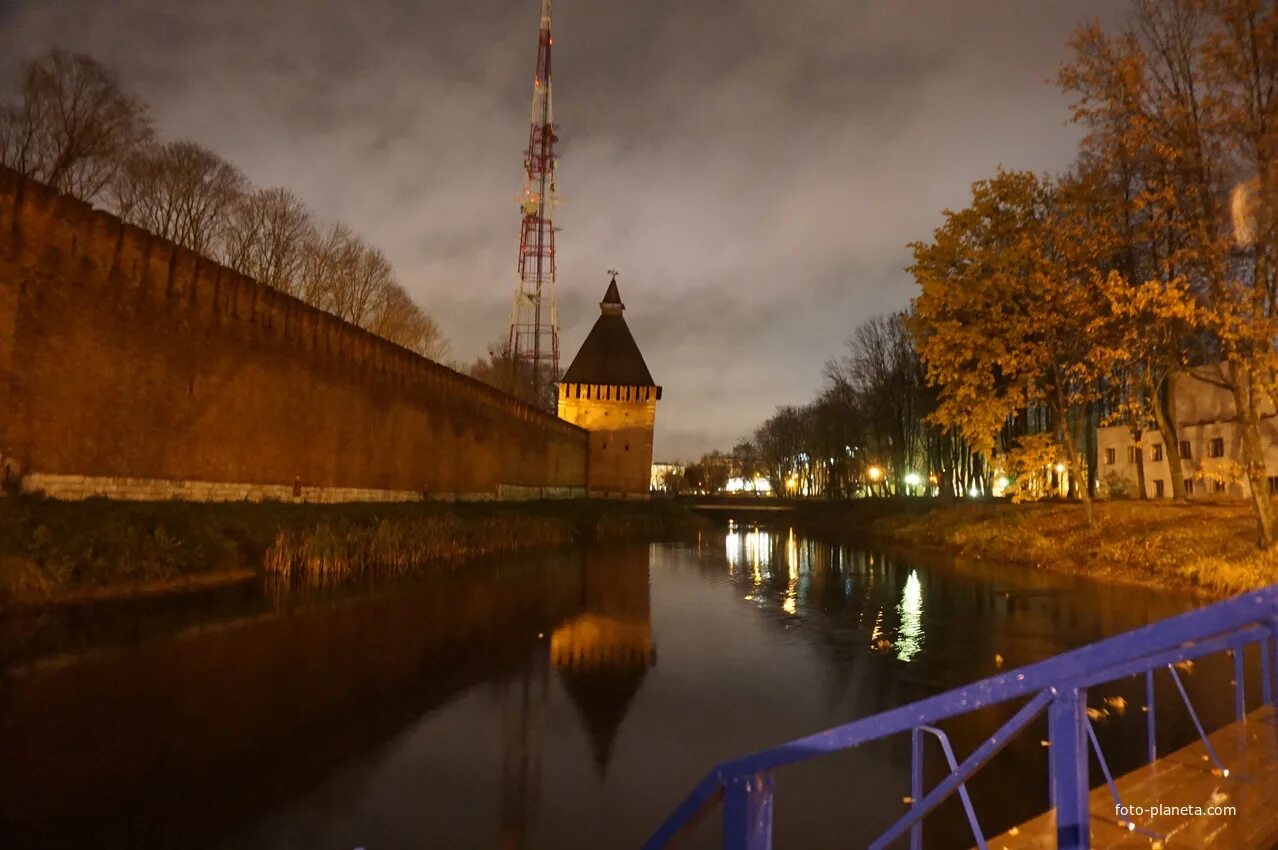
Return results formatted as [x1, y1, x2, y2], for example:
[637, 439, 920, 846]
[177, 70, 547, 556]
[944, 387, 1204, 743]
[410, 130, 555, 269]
[860, 500, 1278, 596]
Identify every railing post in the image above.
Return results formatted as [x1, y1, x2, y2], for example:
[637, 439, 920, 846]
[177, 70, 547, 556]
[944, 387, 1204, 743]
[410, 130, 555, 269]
[1266, 619, 1278, 707]
[723, 771, 773, 850]
[1145, 670, 1156, 763]
[910, 727, 924, 850]
[1049, 687, 1090, 850]
[1233, 648, 1246, 723]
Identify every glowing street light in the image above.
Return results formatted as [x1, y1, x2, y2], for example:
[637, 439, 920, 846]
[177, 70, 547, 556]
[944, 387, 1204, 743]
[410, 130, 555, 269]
[1054, 463, 1066, 474]
[904, 472, 921, 487]
[867, 466, 883, 481]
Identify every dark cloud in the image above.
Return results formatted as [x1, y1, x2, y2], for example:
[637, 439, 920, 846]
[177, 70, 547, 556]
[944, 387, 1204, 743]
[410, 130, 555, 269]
[1, 0, 1126, 459]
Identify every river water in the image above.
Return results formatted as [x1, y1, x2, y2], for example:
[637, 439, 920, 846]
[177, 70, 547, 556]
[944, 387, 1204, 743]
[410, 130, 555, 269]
[0, 519, 1243, 849]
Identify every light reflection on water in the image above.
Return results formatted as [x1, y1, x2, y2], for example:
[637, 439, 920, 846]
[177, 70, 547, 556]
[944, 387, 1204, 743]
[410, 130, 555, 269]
[725, 525, 928, 658]
[0, 521, 1234, 850]
[896, 569, 924, 661]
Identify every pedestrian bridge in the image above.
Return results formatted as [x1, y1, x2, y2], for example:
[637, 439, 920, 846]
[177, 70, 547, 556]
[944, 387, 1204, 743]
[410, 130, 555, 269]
[681, 495, 801, 514]
[643, 585, 1278, 850]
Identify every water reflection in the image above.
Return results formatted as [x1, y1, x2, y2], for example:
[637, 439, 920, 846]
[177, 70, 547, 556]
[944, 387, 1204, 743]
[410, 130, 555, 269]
[896, 570, 924, 662]
[550, 547, 655, 772]
[0, 547, 657, 850]
[722, 523, 930, 661]
[0, 525, 1235, 850]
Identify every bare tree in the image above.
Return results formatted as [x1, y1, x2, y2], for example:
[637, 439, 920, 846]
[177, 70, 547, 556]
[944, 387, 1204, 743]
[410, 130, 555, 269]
[337, 243, 395, 327]
[301, 223, 395, 325]
[112, 140, 246, 256]
[366, 283, 449, 361]
[218, 187, 315, 294]
[466, 338, 559, 410]
[828, 314, 928, 490]
[0, 49, 152, 202]
[753, 406, 804, 495]
[0, 49, 453, 378]
[468, 338, 530, 398]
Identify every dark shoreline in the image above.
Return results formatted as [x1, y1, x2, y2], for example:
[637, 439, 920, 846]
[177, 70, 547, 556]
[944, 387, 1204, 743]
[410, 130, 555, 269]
[0, 497, 704, 609]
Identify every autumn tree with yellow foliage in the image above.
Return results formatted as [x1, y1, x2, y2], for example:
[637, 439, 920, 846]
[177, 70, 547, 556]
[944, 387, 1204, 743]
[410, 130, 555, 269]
[909, 170, 1125, 525]
[1058, 0, 1278, 547]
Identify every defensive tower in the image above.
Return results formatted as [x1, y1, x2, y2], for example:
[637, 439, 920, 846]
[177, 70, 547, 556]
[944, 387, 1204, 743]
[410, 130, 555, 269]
[557, 273, 661, 497]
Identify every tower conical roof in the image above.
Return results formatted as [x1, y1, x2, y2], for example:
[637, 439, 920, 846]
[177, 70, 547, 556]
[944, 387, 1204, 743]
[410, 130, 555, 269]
[602, 279, 622, 307]
[561, 278, 657, 387]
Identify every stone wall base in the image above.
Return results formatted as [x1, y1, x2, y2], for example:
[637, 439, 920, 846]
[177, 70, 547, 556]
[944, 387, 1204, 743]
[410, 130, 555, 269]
[588, 490, 652, 500]
[18, 473, 587, 504]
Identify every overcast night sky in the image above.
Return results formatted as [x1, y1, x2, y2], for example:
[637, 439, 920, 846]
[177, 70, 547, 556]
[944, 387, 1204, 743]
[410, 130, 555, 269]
[1, 0, 1125, 460]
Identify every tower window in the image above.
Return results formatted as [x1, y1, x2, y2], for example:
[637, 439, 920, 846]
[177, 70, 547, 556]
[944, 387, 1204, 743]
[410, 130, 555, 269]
[1208, 437, 1225, 458]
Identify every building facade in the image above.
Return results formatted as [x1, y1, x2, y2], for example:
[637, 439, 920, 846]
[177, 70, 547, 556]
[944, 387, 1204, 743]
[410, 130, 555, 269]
[1096, 367, 1278, 499]
[556, 277, 662, 497]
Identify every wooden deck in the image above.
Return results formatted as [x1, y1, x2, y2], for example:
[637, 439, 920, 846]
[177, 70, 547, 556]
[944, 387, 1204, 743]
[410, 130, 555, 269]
[983, 706, 1278, 849]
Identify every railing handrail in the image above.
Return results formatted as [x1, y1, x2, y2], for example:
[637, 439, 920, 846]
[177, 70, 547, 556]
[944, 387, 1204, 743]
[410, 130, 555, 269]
[643, 584, 1278, 849]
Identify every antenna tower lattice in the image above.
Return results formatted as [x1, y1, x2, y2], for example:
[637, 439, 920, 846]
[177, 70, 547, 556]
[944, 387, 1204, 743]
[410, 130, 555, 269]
[507, 0, 560, 394]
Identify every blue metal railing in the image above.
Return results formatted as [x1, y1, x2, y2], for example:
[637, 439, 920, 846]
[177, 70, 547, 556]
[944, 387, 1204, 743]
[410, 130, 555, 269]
[643, 585, 1278, 850]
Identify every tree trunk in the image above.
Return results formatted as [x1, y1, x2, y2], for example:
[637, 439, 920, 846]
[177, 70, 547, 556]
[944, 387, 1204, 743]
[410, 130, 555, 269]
[1230, 362, 1277, 548]
[1058, 398, 1094, 526]
[1085, 402, 1099, 499]
[1149, 370, 1186, 500]
[1131, 426, 1148, 500]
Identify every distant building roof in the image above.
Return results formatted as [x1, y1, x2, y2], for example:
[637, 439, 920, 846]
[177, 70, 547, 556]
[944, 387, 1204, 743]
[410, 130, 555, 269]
[561, 278, 658, 387]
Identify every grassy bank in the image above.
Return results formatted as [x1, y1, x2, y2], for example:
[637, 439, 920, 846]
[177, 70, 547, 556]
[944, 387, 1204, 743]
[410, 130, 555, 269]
[808, 499, 1278, 596]
[0, 497, 701, 607]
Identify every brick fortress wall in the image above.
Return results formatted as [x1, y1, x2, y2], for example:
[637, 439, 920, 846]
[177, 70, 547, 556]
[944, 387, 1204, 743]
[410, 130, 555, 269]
[0, 166, 588, 502]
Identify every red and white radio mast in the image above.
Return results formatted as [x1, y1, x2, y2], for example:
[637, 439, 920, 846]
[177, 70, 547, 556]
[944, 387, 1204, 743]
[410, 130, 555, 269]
[507, 0, 560, 400]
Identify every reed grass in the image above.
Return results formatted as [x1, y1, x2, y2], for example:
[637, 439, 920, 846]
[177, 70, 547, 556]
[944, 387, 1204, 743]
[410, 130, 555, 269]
[264, 515, 576, 580]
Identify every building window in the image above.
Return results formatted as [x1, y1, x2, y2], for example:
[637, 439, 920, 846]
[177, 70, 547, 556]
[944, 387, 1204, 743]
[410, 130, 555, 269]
[1154, 479, 1165, 498]
[1209, 437, 1225, 458]
[1152, 444, 1164, 461]
[1270, 476, 1278, 495]
[1185, 479, 1195, 496]
[1105, 448, 1116, 465]
[1179, 440, 1192, 459]
[1127, 446, 1141, 463]
[1213, 480, 1226, 494]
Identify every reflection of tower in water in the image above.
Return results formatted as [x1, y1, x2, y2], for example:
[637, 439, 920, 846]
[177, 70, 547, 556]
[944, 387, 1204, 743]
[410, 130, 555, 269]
[550, 547, 655, 774]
